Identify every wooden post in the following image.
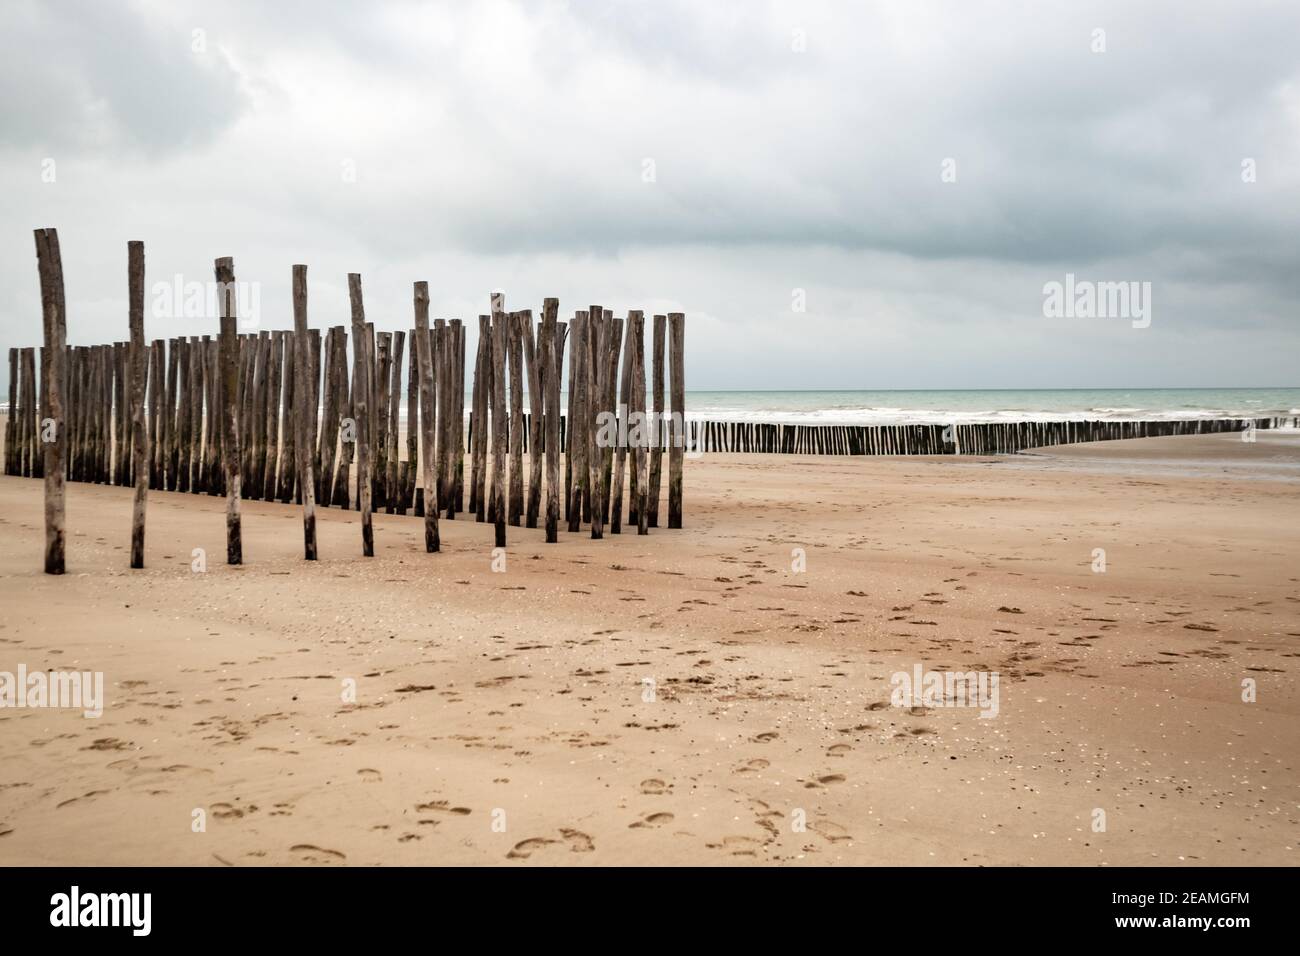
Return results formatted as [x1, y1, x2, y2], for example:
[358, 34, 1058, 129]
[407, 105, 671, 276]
[648, 314, 665, 527]
[564, 312, 577, 523]
[127, 241, 148, 568]
[507, 312, 525, 526]
[386, 330, 404, 514]
[333, 329, 354, 508]
[291, 265, 318, 559]
[668, 312, 685, 529]
[379, 330, 400, 515]
[587, 314, 611, 539]
[489, 294, 508, 548]
[278, 332, 297, 503]
[601, 312, 621, 527]
[240, 335, 257, 495]
[568, 311, 587, 532]
[540, 301, 561, 542]
[374, 331, 391, 512]
[206, 337, 221, 493]
[472, 316, 490, 521]
[406, 329, 419, 513]
[21, 349, 35, 477]
[308, 327, 322, 500]
[150, 341, 164, 486]
[216, 257, 243, 564]
[5, 348, 16, 476]
[349, 275, 374, 555]
[317, 328, 341, 508]
[34, 229, 67, 574]
[163, 338, 178, 490]
[523, 308, 544, 529]
[453, 321, 467, 516]
[262, 332, 283, 500]
[612, 313, 636, 533]
[632, 313, 650, 535]
[177, 338, 191, 492]
[433, 320, 448, 515]
[413, 283, 440, 552]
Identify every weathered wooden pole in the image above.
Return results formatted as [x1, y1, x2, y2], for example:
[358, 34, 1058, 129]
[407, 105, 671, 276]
[270, 332, 288, 500]
[540, 300, 562, 542]
[126, 241, 148, 568]
[349, 274, 374, 555]
[564, 312, 577, 523]
[667, 312, 685, 529]
[601, 312, 621, 526]
[588, 314, 611, 539]
[4, 348, 16, 476]
[413, 282, 440, 552]
[648, 314, 665, 527]
[433, 320, 448, 514]
[453, 320, 467, 515]
[374, 331, 392, 512]
[386, 330, 404, 514]
[507, 311, 525, 526]
[34, 229, 67, 573]
[215, 257, 243, 564]
[278, 332, 294, 495]
[314, 329, 333, 503]
[522, 308, 544, 529]
[489, 293, 508, 548]
[567, 311, 587, 532]
[610, 315, 636, 533]
[290, 265, 318, 559]
[471, 317, 489, 521]
[405, 330, 419, 513]
[308, 328, 322, 499]
[632, 313, 650, 535]
[20, 348, 34, 477]
[333, 329, 354, 508]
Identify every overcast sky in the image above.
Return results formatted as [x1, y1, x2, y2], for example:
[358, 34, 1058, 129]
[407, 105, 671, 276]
[2, 0, 1298, 391]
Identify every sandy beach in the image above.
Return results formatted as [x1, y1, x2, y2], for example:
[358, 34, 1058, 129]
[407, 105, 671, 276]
[1, 426, 1297, 866]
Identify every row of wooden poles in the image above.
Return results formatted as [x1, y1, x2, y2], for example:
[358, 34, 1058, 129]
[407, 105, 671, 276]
[12, 230, 686, 574]
[686, 416, 1299, 455]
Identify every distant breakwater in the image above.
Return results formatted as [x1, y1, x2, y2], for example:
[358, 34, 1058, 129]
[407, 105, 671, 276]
[682, 415, 1298, 456]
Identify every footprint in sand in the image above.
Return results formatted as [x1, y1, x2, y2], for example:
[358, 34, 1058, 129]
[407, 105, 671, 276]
[707, 835, 764, 857]
[803, 774, 846, 789]
[291, 844, 347, 865]
[826, 743, 851, 757]
[507, 837, 558, 859]
[639, 778, 670, 795]
[414, 800, 471, 815]
[507, 829, 595, 859]
[211, 801, 258, 819]
[752, 731, 779, 743]
[357, 768, 382, 782]
[629, 812, 675, 829]
[810, 820, 853, 843]
[735, 758, 770, 774]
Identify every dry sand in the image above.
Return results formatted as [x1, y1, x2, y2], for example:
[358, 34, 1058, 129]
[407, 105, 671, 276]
[0, 427, 1297, 866]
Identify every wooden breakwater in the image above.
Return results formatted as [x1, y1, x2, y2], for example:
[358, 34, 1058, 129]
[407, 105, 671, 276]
[4, 232, 688, 572]
[680, 416, 1299, 456]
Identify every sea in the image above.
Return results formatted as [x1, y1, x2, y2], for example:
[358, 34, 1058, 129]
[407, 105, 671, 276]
[3, 388, 1297, 426]
[673, 388, 1300, 425]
